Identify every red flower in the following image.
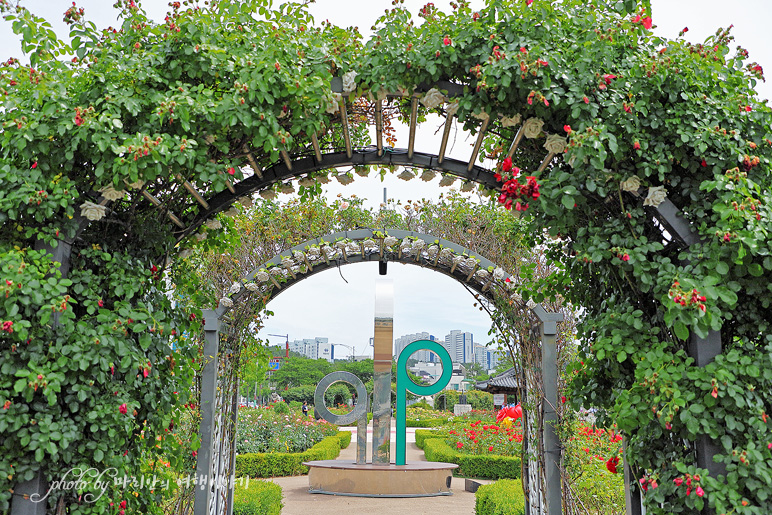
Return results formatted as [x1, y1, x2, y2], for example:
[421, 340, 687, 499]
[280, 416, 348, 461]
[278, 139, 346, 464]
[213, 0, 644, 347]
[502, 157, 513, 173]
[700, 159, 707, 167]
[274, 62, 281, 71]
[526, 0, 533, 5]
[641, 17, 652, 30]
[605, 456, 620, 474]
[583, 96, 589, 104]
[31, 162, 37, 169]
[74, 115, 83, 126]
[743, 105, 752, 112]
[488, 445, 494, 452]
[602, 74, 617, 85]
[98, 299, 104, 307]
[633, 141, 640, 150]
[227, 167, 235, 175]
[631, 15, 641, 23]
[496, 404, 523, 422]
[456, 441, 463, 449]
[563, 125, 571, 134]
[519, 47, 527, 53]
[192, 451, 198, 457]
[561, 395, 567, 403]
[443, 36, 451, 46]
[621, 253, 630, 262]
[119, 403, 128, 415]
[623, 103, 632, 113]
[696, 486, 704, 497]
[673, 477, 683, 486]
[120, 500, 127, 509]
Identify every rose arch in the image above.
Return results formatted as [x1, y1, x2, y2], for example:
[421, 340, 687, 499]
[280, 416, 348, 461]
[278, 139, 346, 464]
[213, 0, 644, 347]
[1, 0, 771, 514]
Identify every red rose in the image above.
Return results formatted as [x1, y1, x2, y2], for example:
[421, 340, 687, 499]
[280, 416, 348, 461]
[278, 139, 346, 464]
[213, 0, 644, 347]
[605, 456, 619, 474]
[563, 125, 571, 134]
[633, 141, 640, 150]
[119, 403, 128, 415]
[443, 36, 451, 46]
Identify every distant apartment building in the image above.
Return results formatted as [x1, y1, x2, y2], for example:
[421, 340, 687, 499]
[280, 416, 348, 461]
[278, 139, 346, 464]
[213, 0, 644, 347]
[473, 343, 502, 371]
[394, 332, 438, 362]
[443, 330, 474, 364]
[288, 337, 333, 362]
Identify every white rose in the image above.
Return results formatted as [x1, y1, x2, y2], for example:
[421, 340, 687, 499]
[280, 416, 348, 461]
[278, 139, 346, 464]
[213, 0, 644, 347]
[238, 196, 254, 208]
[473, 111, 490, 122]
[259, 189, 277, 200]
[522, 117, 544, 139]
[464, 257, 478, 268]
[342, 71, 358, 94]
[383, 236, 398, 248]
[326, 93, 342, 115]
[397, 170, 415, 181]
[280, 182, 295, 194]
[363, 239, 378, 249]
[220, 297, 234, 308]
[298, 176, 315, 188]
[317, 174, 330, 184]
[293, 250, 305, 260]
[307, 247, 321, 258]
[526, 298, 537, 309]
[346, 242, 360, 254]
[194, 232, 207, 242]
[439, 175, 456, 187]
[412, 239, 426, 251]
[244, 282, 260, 292]
[446, 100, 460, 116]
[80, 201, 107, 221]
[460, 181, 475, 192]
[620, 175, 641, 192]
[228, 282, 242, 295]
[126, 179, 145, 190]
[322, 245, 336, 258]
[420, 88, 446, 109]
[99, 185, 125, 201]
[204, 219, 222, 230]
[255, 271, 270, 282]
[269, 267, 283, 277]
[427, 245, 439, 258]
[453, 255, 465, 266]
[544, 134, 567, 154]
[400, 241, 413, 253]
[420, 170, 436, 182]
[178, 248, 193, 259]
[493, 268, 507, 281]
[281, 257, 294, 268]
[223, 207, 239, 218]
[475, 269, 490, 280]
[336, 173, 354, 185]
[501, 114, 521, 127]
[643, 186, 667, 208]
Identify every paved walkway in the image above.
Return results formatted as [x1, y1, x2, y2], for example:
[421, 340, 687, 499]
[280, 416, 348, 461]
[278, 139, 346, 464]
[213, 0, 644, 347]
[268, 422, 480, 515]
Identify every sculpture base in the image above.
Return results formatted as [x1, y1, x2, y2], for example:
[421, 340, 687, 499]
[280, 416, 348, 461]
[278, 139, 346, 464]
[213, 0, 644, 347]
[304, 460, 458, 497]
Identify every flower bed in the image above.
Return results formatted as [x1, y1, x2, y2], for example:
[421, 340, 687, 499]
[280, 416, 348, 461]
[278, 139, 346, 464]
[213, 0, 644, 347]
[422, 438, 521, 479]
[236, 406, 338, 454]
[234, 431, 350, 478]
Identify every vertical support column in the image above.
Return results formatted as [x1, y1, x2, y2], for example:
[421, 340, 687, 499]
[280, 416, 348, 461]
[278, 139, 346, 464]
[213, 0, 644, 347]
[624, 439, 643, 515]
[356, 396, 368, 465]
[194, 310, 220, 515]
[533, 306, 563, 515]
[226, 376, 239, 515]
[690, 330, 726, 479]
[371, 278, 394, 464]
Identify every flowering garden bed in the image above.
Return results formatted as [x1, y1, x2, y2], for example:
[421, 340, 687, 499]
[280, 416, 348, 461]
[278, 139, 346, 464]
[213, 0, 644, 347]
[236, 406, 338, 454]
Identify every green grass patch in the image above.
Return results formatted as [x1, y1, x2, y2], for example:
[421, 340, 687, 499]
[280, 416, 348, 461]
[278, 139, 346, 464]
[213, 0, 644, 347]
[232, 479, 283, 515]
[475, 479, 526, 515]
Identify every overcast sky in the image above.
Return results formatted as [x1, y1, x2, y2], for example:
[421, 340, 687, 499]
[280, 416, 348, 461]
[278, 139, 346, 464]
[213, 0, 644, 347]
[2, 0, 769, 358]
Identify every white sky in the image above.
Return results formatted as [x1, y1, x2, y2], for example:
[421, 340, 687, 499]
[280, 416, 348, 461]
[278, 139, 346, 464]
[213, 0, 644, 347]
[2, 0, 769, 358]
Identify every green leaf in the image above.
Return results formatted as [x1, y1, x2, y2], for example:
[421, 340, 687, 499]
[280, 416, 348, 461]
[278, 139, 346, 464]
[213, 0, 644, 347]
[561, 195, 574, 210]
[112, 119, 123, 129]
[715, 261, 729, 275]
[673, 321, 689, 341]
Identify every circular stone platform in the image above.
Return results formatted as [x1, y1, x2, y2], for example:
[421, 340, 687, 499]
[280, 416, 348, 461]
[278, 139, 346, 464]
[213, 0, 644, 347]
[304, 460, 459, 497]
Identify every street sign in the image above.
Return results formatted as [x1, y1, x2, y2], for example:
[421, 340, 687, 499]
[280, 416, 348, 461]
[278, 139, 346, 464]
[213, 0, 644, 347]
[493, 393, 505, 406]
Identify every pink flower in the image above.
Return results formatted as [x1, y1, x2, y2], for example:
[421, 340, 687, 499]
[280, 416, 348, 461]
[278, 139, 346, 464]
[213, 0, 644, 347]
[502, 157, 513, 172]
[696, 486, 704, 497]
[98, 299, 104, 307]
[488, 446, 494, 452]
[119, 403, 128, 415]
[621, 253, 630, 262]
[31, 162, 37, 169]
[583, 96, 589, 104]
[563, 125, 571, 134]
[602, 74, 617, 85]
[120, 500, 127, 509]
[674, 477, 683, 486]
[641, 17, 652, 30]
[443, 36, 451, 46]
[526, 0, 533, 5]
[227, 167, 235, 175]
[633, 141, 641, 150]
[192, 451, 198, 457]
[456, 441, 463, 449]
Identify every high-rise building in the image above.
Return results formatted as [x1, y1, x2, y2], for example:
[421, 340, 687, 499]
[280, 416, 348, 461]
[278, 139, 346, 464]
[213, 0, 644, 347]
[394, 332, 438, 362]
[288, 337, 333, 362]
[444, 330, 474, 363]
[474, 343, 502, 371]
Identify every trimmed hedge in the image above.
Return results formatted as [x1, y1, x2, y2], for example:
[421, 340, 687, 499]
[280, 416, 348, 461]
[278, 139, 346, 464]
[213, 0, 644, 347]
[406, 418, 447, 428]
[415, 429, 450, 449]
[235, 431, 350, 478]
[423, 439, 521, 480]
[233, 479, 283, 515]
[475, 479, 526, 515]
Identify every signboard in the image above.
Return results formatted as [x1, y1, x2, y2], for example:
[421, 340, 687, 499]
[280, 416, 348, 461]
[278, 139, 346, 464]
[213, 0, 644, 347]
[268, 359, 281, 371]
[493, 393, 505, 406]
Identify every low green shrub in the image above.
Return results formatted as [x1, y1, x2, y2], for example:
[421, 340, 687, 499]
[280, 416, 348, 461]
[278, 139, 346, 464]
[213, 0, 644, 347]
[475, 479, 526, 515]
[423, 439, 521, 479]
[415, 429, 450, 449]
[406, 417, 446, 428]
[235, 432, 350, 478]
[273, 401, 290, 415]
[232, 479, 283, 515]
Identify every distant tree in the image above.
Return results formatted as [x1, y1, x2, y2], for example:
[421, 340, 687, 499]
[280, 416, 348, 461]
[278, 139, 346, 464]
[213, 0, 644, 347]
[335, 359, 374, 383]
[271, 357, 332, 389]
